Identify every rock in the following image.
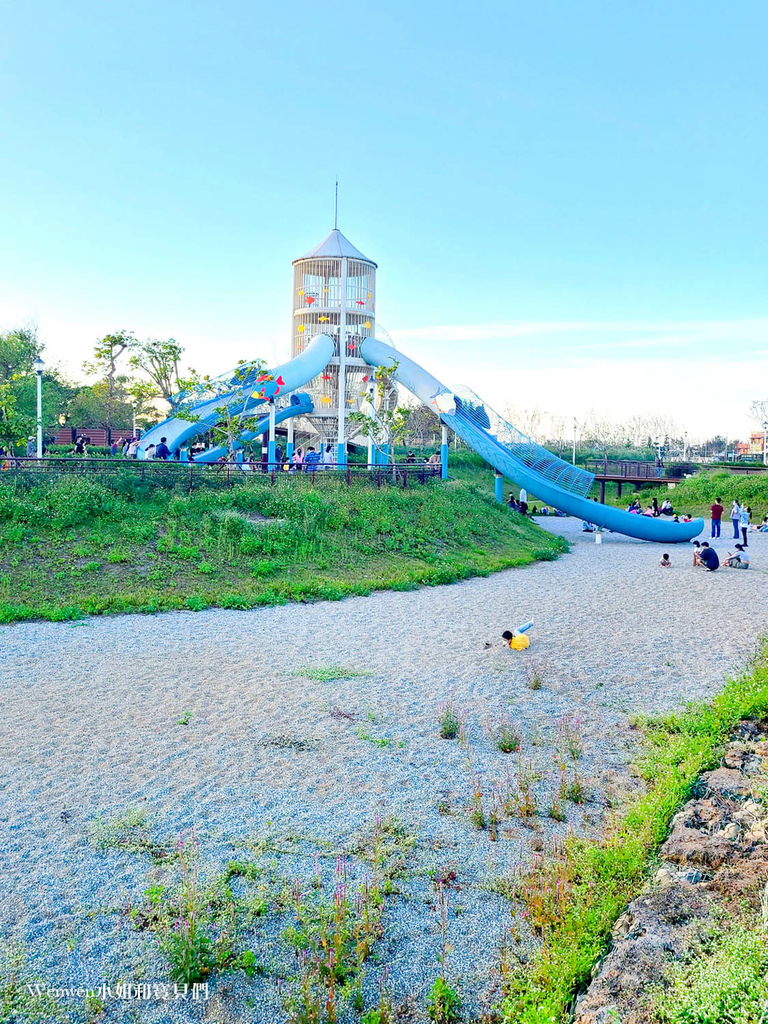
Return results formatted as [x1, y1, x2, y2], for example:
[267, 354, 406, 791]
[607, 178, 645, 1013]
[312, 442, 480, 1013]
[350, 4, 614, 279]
[677, 868, 703, 884]
[573, 884, 714, 1024]
[654, 867, 676, 887]
[695, 768, 752, 800]
[717, 822, 740, 840]
[661, 820, 732, 869]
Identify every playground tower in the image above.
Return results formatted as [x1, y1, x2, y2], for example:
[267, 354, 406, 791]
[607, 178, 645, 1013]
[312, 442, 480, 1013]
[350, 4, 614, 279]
[291, 228, 377, 463]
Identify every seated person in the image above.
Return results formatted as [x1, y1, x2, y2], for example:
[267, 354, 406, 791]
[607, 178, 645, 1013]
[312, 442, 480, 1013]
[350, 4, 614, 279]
[692, 541, 702, 566]
[723, 544, 749, 569]
[541, 505, 550, 515]
[758, 514, 768, 532]
[581, 520, 595, 532]
[642, 506, 655, 516]
[698, 542, 720, 571]
[660, 499, 673, 515]
[682, 513, 693, 523]
[659, 553, 671, 567]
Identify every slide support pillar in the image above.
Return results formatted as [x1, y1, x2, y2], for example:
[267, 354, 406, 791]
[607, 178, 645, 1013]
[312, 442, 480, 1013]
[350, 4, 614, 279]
[268, 402, 276, 468]
[441, 424, 449, 480]
[179, 448, 188, 463]
[286, 418, 294, 460]
[337, 442, 347, 467]
[494, 470, 504, 504]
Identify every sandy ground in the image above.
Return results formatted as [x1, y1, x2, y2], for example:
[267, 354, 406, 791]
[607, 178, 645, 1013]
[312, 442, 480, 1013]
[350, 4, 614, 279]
[1, 519, 767, 1022]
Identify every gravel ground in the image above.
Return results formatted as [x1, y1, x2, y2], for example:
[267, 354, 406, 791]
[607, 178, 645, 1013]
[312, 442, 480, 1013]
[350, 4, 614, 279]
[1, 518, 767, 1023]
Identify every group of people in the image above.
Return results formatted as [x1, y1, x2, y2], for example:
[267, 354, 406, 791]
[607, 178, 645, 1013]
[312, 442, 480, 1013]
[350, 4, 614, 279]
[279, 445, 335, 472]
[627, 496, 675, 517]
[687, 540, 750, 572]
[708, 498, 765, 543]
[507, 488, 530, 515]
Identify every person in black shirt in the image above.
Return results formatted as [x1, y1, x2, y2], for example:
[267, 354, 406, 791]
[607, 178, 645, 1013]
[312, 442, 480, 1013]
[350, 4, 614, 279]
[155, 436, 171, 460]
[699, 542, 719, 572]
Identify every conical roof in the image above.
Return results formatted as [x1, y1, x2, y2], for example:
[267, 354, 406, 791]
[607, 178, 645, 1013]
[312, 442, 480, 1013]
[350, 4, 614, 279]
[295, 228, 377, 266]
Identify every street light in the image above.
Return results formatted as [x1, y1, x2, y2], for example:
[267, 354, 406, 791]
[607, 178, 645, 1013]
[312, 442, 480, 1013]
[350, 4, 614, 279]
[763, 421, 767, 467]
[572, 417, 577, 465]
[33, 356, 44, 459]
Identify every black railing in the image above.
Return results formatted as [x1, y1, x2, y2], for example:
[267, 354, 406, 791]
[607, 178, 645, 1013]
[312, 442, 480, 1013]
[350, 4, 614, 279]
[585, 459, 692, 480]
[0, 457, 442, 490]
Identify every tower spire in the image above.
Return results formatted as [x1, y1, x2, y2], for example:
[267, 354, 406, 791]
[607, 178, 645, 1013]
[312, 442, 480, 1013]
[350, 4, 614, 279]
[334, 179, 338, 229]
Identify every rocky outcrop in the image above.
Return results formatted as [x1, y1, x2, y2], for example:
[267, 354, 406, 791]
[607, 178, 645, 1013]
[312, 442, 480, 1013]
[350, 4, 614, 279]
[573, 722, 768, 1024]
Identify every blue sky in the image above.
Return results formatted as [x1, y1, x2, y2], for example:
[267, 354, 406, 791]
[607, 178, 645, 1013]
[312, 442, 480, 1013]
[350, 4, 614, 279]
[1, 1, 766, 436]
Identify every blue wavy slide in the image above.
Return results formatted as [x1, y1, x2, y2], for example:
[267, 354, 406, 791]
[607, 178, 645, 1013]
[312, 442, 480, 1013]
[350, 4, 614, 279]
[360, 337, 703, 543]
[136, 334, 335, 460]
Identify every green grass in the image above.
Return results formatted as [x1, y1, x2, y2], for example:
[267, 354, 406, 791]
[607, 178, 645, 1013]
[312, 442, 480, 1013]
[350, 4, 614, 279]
[500, 640, 768, 1024]
[0, 466, 566, 623]
[653, 925, 768, 1023]
[292, 665, 373, 683]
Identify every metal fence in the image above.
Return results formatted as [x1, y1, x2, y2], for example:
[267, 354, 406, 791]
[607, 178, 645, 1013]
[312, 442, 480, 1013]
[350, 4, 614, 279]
[0, 457, 442, 491]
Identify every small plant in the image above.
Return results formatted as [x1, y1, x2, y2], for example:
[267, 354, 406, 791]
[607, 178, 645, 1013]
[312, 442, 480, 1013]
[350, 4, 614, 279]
[439, 699, 460, 740]
[491, 718, 522, 753]
[177, 710, 192, 725]
[511, 758, 541, 821]
[88, 808, 171, 862]
[556, 714, 584, 760]
[361, 968, 393, 1024]
[524, 657, 548, 690]
[547, 793, 567, 822]
[560, 768, 587, 804]
[292, 665, 373, 683]
[427, 977, 462, 1023]
[469, 776, 486, 829]
[160, 834, 214, 984]
[356, 728, 394, 748]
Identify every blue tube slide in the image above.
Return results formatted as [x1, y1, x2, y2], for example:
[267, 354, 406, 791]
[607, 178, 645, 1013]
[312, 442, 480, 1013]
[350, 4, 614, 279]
[192, 392, 313, 463]
[360, 337, 703, 543]
[136, 333, 335, 458]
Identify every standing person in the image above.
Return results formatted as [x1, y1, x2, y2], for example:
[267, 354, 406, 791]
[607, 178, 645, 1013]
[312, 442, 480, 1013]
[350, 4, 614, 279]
[507, 492, 518, 511]
[154, 436, 171, 460]
[127, 438, 140, 458]
[730, 501, 741, 539]
[656, 456, 664, 478]
[74, 436, 86, 456]
[710, 496, 724, 538]
[122, 437, 132, 457]
[652, 497, 660, 516]
[291, 448, 303, 473]
[25, 436, 35, 457]
[110, 440, 119, 456]
[519, 487, 528, 507]
[322, 443, 335, 470]
[739, 506, 751, 546]
[303, 446, 321, 472]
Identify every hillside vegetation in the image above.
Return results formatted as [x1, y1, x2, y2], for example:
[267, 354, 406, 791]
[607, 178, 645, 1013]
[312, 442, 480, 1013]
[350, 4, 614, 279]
[0, 466, 565, 623]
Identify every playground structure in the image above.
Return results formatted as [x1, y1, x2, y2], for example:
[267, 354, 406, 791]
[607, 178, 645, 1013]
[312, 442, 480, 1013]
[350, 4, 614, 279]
[136, 227, 704, 543]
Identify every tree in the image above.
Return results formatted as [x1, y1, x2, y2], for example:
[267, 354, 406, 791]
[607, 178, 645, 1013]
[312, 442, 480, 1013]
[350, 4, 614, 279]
[748, 399, 768, 427]
[129, 338, 185, 405]
[349, 363, 408, 468]
[82, 331, 134, 430]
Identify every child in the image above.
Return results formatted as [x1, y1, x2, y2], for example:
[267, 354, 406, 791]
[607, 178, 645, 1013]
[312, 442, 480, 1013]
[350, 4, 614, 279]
[692, 541, 702, 567]
[659, 553, 671, 567]
[502, 629, 530, 651]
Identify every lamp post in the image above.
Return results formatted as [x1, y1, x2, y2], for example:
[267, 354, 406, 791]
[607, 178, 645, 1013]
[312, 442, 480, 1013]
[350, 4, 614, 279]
[572, 418, 577, 465]
[33, 356, 44, 459]
[763, 421, 767, 466]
